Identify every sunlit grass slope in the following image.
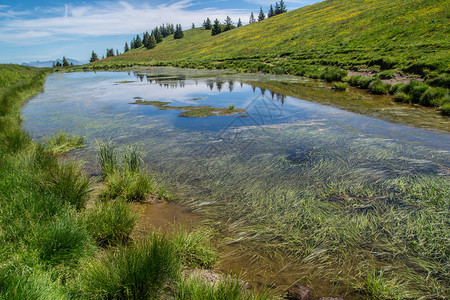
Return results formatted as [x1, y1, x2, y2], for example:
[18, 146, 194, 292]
[93, 0, 449, 76]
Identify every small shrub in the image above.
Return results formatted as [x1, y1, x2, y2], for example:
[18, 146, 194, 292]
[403, 62, 442, 76]
[419, 87, 446, 107]
[409, 83, 429, 103]
[357, 77, 375, 89]
[320, 67, 348, 82]
[368, 58, 397, 70]
[368, 79, 390, 95]
[85, 199, 136, 247]
[394, 91, 412, 103]
[378, 70, 396, 79]
[441, 103, 450, 115]
[77, 234, 180, 299]
[172, 229, 218, 269]
[426, 74, 450, 89]
[228, 105, 235, 110]
[332, 82, 348, 91]
[348, 75, 362, 86]
[389, 83, 405, 95]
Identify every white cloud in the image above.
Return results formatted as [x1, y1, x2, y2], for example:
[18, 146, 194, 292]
[0, 1, 249, 45]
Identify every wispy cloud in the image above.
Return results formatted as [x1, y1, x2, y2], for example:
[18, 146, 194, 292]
[0, 1, 249, 46]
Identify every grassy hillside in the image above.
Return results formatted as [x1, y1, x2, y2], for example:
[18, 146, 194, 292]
[93, 0, 449, 74]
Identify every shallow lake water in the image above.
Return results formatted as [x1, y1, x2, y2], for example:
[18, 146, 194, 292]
[22, 68, 449, 296]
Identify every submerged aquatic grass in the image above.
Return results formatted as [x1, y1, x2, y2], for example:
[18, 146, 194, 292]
[45, 130, 85, 155]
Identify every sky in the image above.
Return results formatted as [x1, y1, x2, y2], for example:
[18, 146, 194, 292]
[0, 0, 323, 64]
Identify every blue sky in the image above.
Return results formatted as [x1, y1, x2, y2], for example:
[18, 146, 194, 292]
[0, 0, 322, 64]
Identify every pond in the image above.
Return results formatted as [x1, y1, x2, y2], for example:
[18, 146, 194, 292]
[22, 68, 449, 297]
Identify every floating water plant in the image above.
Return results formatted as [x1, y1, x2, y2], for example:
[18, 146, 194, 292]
[132, 100, 246, 117]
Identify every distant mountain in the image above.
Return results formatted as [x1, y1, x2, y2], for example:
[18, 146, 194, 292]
[22, 58, 87, 68]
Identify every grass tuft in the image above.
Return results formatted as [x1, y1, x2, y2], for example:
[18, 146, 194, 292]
[84, 198, 137, 247]
[332, 82, 348, 91]
[172, 228, 218, 269]
[76, 234, 180, 299]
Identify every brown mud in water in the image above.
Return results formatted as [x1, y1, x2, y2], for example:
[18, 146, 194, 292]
[130, 200, 201, 238]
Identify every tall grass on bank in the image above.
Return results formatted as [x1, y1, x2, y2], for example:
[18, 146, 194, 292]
[84, 198, 137, 247]
[76, 234, 181, 299]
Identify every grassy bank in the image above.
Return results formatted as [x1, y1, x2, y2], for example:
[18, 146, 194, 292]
[0, 65, 268, 299]
[88, 0, 449, 114]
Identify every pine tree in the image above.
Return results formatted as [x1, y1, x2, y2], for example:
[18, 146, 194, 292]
[237, 18, 242, 27]
[130, 37, 136, 49]
[134, 34, 142, 48]
[192, 23, 195, 29]
[124, 42, 129, 52]
[62, 56, 69, 67]
[211, 19, 222, 36]
[148, 34, 156, 49]
[224, 16, 233, 31]
[204, 18, 212, 29]
[258, 7, 266, 21]
[89, 51, 99, 63]
[249, 12, 256, 23]
[268, 5, 274, 18]
[106, 48, 115, 57]
[280, 0, 287, 13]
[143, 31, 150, 48]
[160, 24, 167, 37]
[116, 49, 119, 56]
[174, 24, 184, 39]
[153, 28, 163, 43]
[275, 2, 281, 15]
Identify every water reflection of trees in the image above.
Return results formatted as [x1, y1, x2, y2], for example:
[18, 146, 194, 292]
[133, 74, 286, 104]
